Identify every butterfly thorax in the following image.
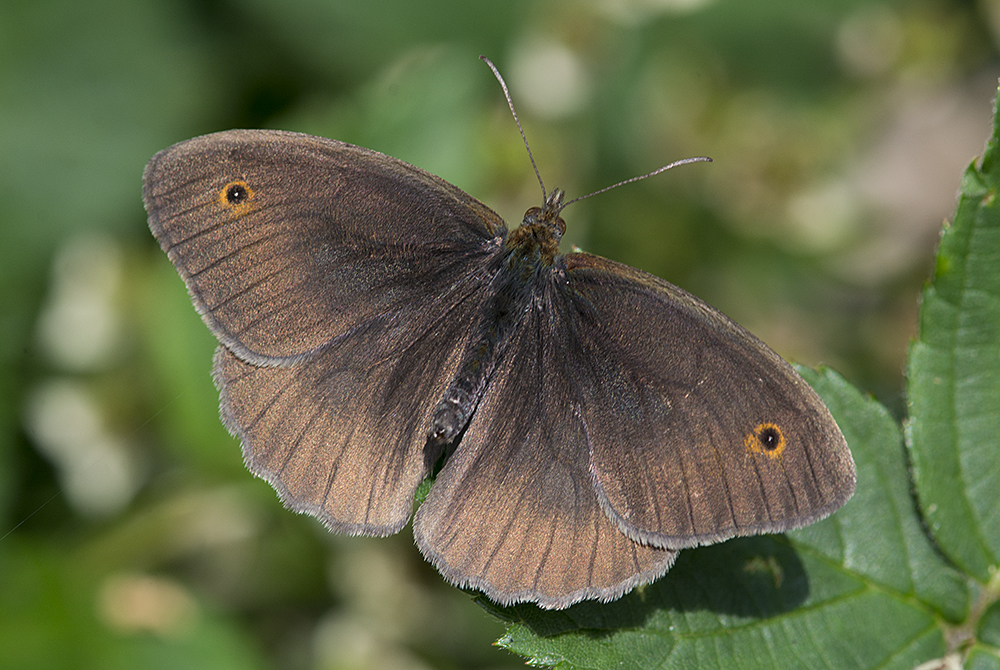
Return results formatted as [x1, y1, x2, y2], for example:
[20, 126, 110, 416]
[427, 191, 567, 451]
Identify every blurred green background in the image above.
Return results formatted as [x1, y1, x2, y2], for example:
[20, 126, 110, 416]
[1, 0, 998, 668]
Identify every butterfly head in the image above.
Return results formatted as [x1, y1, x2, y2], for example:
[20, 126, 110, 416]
[521, 188, 567, 239]
[507, 188, 566, 267]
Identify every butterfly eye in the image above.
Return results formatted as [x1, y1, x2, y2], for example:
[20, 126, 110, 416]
[745, 422, 786, 458]
[220, 181, 253, 207]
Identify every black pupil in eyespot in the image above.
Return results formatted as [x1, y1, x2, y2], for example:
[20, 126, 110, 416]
[759, 427, 779, 450]
[226, 184, 247, 203]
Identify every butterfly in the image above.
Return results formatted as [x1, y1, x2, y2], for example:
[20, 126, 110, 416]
[142, 69, 854, 610]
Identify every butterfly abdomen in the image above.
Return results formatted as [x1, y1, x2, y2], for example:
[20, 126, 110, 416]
[428, 247, 544, 445]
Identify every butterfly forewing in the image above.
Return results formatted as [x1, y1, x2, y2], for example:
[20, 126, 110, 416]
[142, 130, 506, 363]
[559, 253, 856, 549]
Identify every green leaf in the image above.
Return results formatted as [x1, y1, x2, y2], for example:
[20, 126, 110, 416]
[791, 369, 968, 623]
[968, 646, 1000, 670]
[983, 598, 1000, 649]
[906, 86, 1000, 583]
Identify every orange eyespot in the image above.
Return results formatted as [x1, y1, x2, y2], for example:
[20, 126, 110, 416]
[218, 181, 254, 211]
[745, 422, 786, 459]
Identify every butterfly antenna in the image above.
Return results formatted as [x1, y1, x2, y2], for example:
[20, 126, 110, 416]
[481, 55, 712, 215]
[560, 156, 713, 212]
[481, 55, 548, 202]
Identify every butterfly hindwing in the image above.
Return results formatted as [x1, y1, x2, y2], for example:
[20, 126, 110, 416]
[214, 278, 496, 535]
[414, 279, 677, 609]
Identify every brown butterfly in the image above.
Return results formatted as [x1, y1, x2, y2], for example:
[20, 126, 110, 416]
[142, 68, 854, 610]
